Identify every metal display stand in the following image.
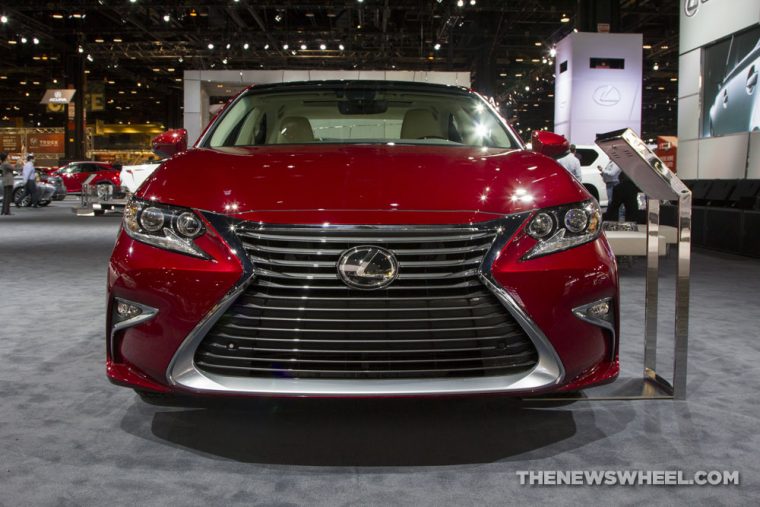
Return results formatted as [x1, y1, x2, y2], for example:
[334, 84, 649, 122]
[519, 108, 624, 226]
[540, 129, 691, 401]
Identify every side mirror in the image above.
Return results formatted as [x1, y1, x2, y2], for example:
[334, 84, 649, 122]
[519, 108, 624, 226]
[151, 128, 188, 159]
[531, 130, 569, 159]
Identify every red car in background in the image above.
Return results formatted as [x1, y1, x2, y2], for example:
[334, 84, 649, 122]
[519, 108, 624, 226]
[55, 161, 120, 194]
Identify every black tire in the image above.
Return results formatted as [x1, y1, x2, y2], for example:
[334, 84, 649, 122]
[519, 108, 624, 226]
[13, 188, 29, 207]
[134, 389, 181, 406]
[583, 184, 599, 201]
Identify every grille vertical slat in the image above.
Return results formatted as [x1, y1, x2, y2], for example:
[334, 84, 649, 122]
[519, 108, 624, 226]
[195, 222, 538, 380]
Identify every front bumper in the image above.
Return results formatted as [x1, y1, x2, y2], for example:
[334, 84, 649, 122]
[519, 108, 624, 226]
[107, 211, 619, 398]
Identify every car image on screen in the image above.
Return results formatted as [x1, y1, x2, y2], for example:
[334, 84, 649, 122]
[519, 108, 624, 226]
[106, 80, 619, 402]
[708, 38, 760, 137]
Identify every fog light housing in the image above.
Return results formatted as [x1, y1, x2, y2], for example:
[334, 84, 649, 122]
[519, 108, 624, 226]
[586, 300, 610, 319]
[116, 301, 142, 320]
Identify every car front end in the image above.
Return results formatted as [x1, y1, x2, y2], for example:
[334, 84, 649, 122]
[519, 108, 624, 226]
[106, 81, 619, 400]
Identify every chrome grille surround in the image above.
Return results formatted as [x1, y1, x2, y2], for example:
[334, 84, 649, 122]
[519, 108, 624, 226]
[166, 212, 566, 395]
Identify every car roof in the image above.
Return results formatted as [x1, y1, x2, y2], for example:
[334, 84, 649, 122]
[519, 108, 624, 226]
[244, 79, 473, 96]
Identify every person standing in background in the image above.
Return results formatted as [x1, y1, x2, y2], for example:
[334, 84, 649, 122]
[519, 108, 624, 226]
[21, 153, 39, 208]
[1, 152, 13, 215]
[600, 158, 622, 202]
[556, 144, 582, 181]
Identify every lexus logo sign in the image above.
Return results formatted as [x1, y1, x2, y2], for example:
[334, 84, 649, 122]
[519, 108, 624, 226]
[593, 85, 621, 107]
[684, 0, 710, 17]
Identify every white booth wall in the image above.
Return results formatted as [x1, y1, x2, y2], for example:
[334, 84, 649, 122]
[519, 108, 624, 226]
[183, 70, 471, 147]
[677, 0, 760, 179]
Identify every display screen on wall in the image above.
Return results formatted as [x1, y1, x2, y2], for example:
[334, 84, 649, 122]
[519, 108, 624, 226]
[702, 25, 760, 137]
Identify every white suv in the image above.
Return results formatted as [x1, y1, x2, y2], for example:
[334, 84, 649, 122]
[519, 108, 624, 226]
[574, 145, 610, 208]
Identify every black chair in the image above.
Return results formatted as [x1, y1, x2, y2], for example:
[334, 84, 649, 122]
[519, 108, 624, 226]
[728, 179, 760, 210]
[689, 180, 713, 206]
[704, 179, 738, 207]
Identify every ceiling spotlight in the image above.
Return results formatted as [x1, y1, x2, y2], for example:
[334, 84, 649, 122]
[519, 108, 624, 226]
[243, 42, 249, 49]
[0, 15, 7, 23]
[560, 15, 569, 23]
[86, 54, 93, 62]
[549, 47, 556, 57]
[339, 44, 345, 50]
[32, 37, 39, 45]
[178, 56, 183, 63]
[207, 43, 214, 49]
[653, 62, 659, 71]
[525, 85, 530, 91]
[226, 43, 231, 49]
[163, 14, 170, 22]
[434, 43, 441, 51]
[222, 58, 228, 64]
[470, 0, 476, 5]
[264, 43, 269, 50]
[20, 36, 27, 44]
[320, 43, 326, 50]
[275, 14, 282, 22]
[282, 43, 289, 50]
[457, 0, 464, 7]
[129, 0, 137, 3]
[300, 43, 307, 50]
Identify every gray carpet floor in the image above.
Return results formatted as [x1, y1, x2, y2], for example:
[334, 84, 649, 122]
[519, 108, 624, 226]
[0, 199, 758, 505]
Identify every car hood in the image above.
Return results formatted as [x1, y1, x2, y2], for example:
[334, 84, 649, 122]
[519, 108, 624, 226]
[137, 144, 588, 218]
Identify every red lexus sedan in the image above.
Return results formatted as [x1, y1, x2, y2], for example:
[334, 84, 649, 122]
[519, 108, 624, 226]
[107, 81, 618, 401]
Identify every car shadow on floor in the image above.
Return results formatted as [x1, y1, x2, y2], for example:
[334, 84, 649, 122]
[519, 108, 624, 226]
[121, 396, 632, 466]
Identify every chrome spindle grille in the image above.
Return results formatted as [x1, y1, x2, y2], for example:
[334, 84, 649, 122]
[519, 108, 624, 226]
[195, 223, 538, 379]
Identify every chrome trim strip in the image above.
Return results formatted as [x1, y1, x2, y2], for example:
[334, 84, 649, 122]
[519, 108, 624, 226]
[166, 212, 567, 395]
[110, 298, 159, 359]
[572, 297, 616, 361]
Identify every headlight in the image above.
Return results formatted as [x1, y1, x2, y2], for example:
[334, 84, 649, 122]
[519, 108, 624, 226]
[123, 198, 208, 258]
[523, 200, 602, 259]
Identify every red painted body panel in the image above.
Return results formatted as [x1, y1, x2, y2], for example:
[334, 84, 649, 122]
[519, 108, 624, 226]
[137, 145, 588, 215]
[56, 161, 120, 193]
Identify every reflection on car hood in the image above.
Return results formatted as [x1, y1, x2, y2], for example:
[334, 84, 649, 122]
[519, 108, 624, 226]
[137, 144, 589, 217]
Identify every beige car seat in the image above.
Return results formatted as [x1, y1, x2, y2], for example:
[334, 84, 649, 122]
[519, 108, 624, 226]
[276, 116, 315, 143]
[400, 109, 443, 139]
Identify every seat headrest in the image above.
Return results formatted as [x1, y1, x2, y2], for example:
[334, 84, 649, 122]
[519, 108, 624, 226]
[400, 109, 443, 140]
[276, 117, 315, 144]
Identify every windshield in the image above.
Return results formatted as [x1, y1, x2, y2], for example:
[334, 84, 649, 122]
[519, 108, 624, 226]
[204, 83, 518, 149]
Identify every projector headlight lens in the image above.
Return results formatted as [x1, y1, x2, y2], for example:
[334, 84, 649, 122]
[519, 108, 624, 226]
[123, 198, 208, 258]
[523, 200, 602, 260]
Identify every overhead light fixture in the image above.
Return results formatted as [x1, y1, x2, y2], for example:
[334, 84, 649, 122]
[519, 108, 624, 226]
[226, 43, 230, 49]
[643, 44, 652, 49]
[95, 38, 104, 43]
[20, 37, 27, 44]
[222, 58, 228, 64]
[320, 43, 326, 50]
[653, 62, 659, 71]
[243, 42, 249, 49]
[560, 15, 569, 23]
[52, 13, 63, 19]
[189, 9, 197, 17]
[457, 0, 464, 7]
[470, 0, 476, 4]
[178, 56, 183, 63]
[207, 43, 214, 49]
[77, 45, 84, 53]
[339, 44, 345, 50]
[275, 14, 282, 22]
[32, 37, 39, 45]
[549, 47, 556, 57]
[163, 14, 170, 22]
[300, 43, 307, 50]
[282, 43, 289, 50]
[264, 43, 269, 50]
[113, 38, 122, 42]
[1, 15, 8, 23]
[525, 85, 530, 91]
[86, 54, 94, 62]
[434, 43, 441, 50]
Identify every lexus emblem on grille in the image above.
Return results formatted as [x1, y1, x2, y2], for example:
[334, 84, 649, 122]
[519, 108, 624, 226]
[337, 246, 399, 290]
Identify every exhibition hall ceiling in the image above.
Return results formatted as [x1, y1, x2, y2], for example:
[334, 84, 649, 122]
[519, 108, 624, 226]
[0, 0, 678, 140]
